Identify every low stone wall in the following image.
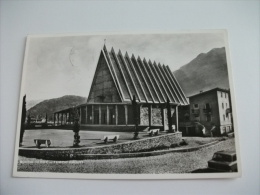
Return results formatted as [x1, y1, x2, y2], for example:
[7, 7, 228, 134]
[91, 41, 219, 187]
[19, 132, 182, 160]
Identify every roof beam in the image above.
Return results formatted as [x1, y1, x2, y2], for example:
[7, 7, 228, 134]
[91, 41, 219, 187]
[111, 48, 132, 101]
[161, 64, 185, 104]
[102, 46, 124, 101]
[147, 60, 167, 102]
[118, 50, 141, 102]
[142, 58, 161, 103]
[156, 63, 177, 103]
[131, 55, 153, 103]
[165, 65, 189, 104]
[101, 48, 124, 102]
[150, 61, 171, 102]
[125, 52, 148, 103]
[136, 56, 155, 103]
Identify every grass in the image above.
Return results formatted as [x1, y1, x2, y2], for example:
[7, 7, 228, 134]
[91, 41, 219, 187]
[21, 129, 150, 148]
[17, 138, 236, 174]
[22, 129, 220, 149]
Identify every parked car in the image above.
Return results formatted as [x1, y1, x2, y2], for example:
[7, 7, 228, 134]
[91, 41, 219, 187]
[208, 150, 237, 172]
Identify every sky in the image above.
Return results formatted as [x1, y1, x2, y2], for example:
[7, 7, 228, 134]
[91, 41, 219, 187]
[23, 32, 226, 101]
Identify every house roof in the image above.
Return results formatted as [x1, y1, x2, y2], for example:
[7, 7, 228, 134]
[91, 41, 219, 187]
[97, 45, 188, 105]
[188, 87, 230, 99]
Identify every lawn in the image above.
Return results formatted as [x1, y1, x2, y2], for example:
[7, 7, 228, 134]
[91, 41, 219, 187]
[17, 138, 236, 174]
[21, 129, 219, 149]
[22, 129, 150, 148]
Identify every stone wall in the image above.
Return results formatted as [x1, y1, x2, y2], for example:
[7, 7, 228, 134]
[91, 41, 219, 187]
[19, 132, 182, 160]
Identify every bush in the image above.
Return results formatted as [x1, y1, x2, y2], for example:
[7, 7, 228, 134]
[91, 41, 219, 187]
[179, 139, 188, 146]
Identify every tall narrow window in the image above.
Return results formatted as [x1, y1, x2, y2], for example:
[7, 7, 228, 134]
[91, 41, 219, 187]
[223, 115, 225, 121]
[222, 103, 224, 109]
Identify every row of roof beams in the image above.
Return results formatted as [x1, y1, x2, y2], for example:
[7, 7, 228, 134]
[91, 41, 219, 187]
[102, 45, 189, 105]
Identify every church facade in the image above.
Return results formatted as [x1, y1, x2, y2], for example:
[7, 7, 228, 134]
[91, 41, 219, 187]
[54, 45, 188, 131]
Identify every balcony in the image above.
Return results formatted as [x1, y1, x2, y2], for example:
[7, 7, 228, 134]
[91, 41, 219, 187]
[203, 108, 212, 114]
[191, 109, 200, 116]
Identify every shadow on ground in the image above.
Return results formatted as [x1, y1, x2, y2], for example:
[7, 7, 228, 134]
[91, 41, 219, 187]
[191, 168, 226, 173]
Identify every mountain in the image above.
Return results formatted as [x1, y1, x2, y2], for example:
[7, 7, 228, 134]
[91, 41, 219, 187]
[27, 99, 44, 109]
[173, 47, 230, 97]
[27, 95, 87, 120]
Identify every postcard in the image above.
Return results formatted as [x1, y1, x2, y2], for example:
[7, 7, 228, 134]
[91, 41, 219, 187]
[13, 30, 241, 179]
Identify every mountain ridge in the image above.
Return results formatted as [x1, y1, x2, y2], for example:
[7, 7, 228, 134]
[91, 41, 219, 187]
[173, 47, 229, 97]
[27, 95, 87, 120]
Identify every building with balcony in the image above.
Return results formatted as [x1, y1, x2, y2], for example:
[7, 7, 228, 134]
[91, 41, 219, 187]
[183, 88, 233, 136]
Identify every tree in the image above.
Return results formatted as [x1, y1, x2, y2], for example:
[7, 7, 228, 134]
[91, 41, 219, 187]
[27, 112, 31, 125]
[132, 95, 139, 139]
[20, 95, 26, 145]
[45, 113, 48, 124]
[72, 107, 80, 147]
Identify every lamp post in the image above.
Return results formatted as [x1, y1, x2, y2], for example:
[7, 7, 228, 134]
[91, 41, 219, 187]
[167, 97, 173, 133]
[132, 95, 139, 139]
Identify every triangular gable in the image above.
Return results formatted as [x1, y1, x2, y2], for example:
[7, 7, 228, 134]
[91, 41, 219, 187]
[87, 50, 123, 103]
[87, 46, 189, 105]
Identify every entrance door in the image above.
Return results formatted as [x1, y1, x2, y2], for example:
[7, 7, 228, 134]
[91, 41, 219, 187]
[94, 110, 99, 124]
[109, 108, 114, 125]
[101, 107, 107, 124]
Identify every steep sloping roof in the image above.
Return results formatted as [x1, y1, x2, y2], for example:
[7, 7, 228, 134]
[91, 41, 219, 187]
[89, 45, 188, 105]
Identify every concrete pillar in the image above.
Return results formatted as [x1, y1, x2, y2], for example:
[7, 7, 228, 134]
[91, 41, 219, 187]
[92, 105, 94, 124]
[167, 98, 173, 132]
[68, 111, 71, 124]
[85, 106, 88, 124]
[106, 105, 109, 125]
[53, 114, 55, 126]
[55, 113, 57, 125]
[148, 104, 152, 127]
[115, 105, 118, 125]
[176, 105, 179, 132]
[161, 107, 165, 131]
[57, 113, 59, 125]
[99, 105, 101, 125]
[64, 113, 66, 124]
[125, 105, 128, 125]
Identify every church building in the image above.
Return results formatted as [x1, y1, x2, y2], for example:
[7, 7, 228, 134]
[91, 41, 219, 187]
[54, 45, 188, 131]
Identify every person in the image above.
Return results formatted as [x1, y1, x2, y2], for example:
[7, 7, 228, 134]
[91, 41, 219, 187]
[210, 126, 216, 137]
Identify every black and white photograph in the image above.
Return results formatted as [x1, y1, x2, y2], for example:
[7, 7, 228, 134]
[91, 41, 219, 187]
[13, 31, 241, 179]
